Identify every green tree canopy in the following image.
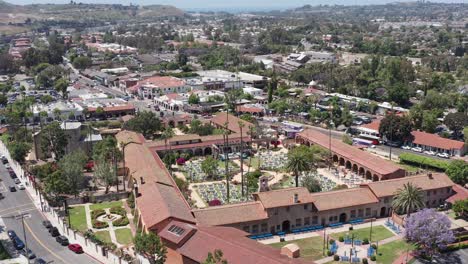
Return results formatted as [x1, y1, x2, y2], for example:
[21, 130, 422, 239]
[379, 113, 413, 143]
[445, 160, 468, 186]
[134, 232, 167, 264]
[201, 157, 218, 180]
[41, 122, 68, 160]
[123, 111, 162, 139]
[59, 150, 87, 197]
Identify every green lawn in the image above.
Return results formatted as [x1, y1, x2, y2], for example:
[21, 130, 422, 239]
[90, 201, 123, 211]
[330, 226, 394, 242]
[270, 236, 325, 261]
[115, 228, 133, 245]
[376, 239, 415, 264]
[94, 230, 112, 244]
[246, 157, 260, 170]
[0, 242, 11, 260]
[68, 206, 88, 233]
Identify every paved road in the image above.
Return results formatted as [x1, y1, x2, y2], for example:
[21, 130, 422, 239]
[412, 248, 468, 264]
[0, 164, 101, 264]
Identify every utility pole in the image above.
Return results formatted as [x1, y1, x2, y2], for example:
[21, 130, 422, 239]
[7, 213, 32, 264]
[223, 111, 230, 203]
[389, 103, 394, 161]
[238, 121, 245, 197]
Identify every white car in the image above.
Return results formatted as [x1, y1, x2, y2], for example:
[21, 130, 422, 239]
[437, 153, 450, 159]
[424, 150, 436, 156]
[4, 163, 10, 169]
[401, 145, 411, 150]
[411, 147, 423, 153]
[18, 183, 25, 190]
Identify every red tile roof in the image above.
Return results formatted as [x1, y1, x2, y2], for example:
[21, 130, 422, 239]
[366, 173, 454, 198]
[236, 105, 264, 113]
[253, 187, 312, 209]
[177, 226, 308, 264]
[411, 130, 465, 150]
[445, 184, 468, 204]
[298, 129, 404, 177]
[360, 120, 381, 132]
[192, 202, 268, 226]
[210, 113, 254, 134]
[310, 188, 379, 211]
[139, 76, 186, 89]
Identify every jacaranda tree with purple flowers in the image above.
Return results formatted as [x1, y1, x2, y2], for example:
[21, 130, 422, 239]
[405, 208, 455, 258]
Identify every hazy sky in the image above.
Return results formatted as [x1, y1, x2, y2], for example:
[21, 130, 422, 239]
[12, 0, 467, 9]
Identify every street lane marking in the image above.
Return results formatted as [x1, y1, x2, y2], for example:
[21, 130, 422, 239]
[0, 203, 34, 214]
[23, 218, 70, 264]
[0, 207, 36, 218]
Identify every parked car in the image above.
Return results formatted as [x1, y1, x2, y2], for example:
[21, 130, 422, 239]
[1, 155, 7, 164]
[21, 248, 36, 259]
[9, 186, 16, 192]
[411, 147, 423, 152]
[437, 152, 450, 159]
[42, 221, 52, 229]
[34, 258, 47, 264]
[18, 184, 25, 190]
[14, 178, 21, 184]
[49, 227, 60, 237]
[9, 170, 17, 179]
[7, 230, 17, 239]
[401, 145, 411, 150]
[13, 237, 25, 250]
[68, 244, 83, 254]
[5, 163, 11, 169]
[56, 235, 69, 246]
[424, 150, 436, 156]
[0, 193, 4, 199]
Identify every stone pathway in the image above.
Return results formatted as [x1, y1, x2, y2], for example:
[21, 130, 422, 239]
[84, 204, 92, 230]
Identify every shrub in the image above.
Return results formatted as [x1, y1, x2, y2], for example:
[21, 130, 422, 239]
[208, 199, 222, 206]
[333, 255, 340, 261]
[362, 258, 368, 264]
[107, 121, 122, 129]
[363, 238, 369, 245]
[399, 153, 449, 171]
[339, 236, 344, 242]
[327, 250, 333, 256]
[329, 239, 335, 244]
[109, 206, 126, 216]
[370, 255, 376, 261]
[91, 209, 106, 220]
[113, 216, 129, 227]
[371, 244, 378, 249]
[92, 219, 109, 229]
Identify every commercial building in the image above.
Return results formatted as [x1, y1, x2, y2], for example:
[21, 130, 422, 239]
[129, 76, 189, 98]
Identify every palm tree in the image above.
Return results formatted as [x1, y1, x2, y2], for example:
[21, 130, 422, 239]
[161, 126, 175, 174]
[238, 120, 245, 197]
[392, 183, 425, 217]
[286, 151, 311, 187]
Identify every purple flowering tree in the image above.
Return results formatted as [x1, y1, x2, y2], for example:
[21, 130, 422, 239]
[405, 208, 455, 258]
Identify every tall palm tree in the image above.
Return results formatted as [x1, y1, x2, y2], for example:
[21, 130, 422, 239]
[286, 151, 311, 187]
[392, 183, 425, 217]
[161, 126, 175, 174]
[238, 120, 245, 197]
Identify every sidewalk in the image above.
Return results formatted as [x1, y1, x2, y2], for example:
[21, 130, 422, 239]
[0, 143, 118, 264]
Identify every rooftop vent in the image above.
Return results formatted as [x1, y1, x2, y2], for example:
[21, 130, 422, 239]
[427, 172, 433, 179]
[168, 225, 185, 236]
[293, 193, 299, 204]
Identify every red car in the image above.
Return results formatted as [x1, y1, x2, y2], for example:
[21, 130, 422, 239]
[68, 244, 83, 254]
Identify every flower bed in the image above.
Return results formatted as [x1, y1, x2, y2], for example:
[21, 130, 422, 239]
[92, 219, 109, 229]
[91, 209, 108, 229]
[110, 206, 129, 227]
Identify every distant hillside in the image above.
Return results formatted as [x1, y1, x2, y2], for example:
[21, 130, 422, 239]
[0, 1, 184, 24]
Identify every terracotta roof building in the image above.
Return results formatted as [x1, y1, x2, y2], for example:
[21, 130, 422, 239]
[194, 173, 455, 234]
[210, 112, 254, 134]
[117, 130, 308, 263]
[409, 130, 466, 157]
[445, 184, 468, 204]
[297, 129, 406, 181]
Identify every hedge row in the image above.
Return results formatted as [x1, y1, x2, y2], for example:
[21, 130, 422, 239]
[113, 217, 129, 227]
[92, 219, 109, 229]
[91, 209, 106, 219]
[399, 153, 450, 171]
